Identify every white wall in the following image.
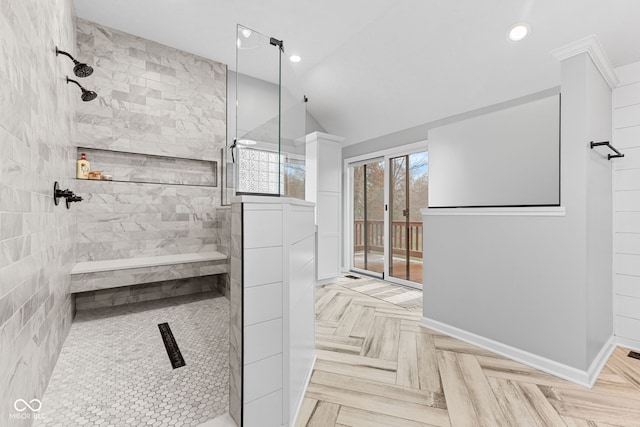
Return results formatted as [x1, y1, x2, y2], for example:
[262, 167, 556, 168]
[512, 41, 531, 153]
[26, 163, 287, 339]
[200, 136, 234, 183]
[613, 61, 640, 350]
[422, 50, 614, 383]
[232, 197, 316, 427]
[284, 203, 316, 423]
[306, 132, 343, 282]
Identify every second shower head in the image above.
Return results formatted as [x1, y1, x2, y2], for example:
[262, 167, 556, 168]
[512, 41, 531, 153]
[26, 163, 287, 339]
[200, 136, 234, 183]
[66, 77, 98, 102]
[56, 47, 94, 77]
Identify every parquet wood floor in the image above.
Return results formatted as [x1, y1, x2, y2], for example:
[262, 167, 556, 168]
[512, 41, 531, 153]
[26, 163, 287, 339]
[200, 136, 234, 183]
[297, 279, 640, 427]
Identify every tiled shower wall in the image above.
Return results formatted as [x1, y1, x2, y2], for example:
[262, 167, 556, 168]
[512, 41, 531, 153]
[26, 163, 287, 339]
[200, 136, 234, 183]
[0, 0, 77, 424]
[75, 18, 226, 160]
[74, 18, 227, 262]
[71, 19, 230, 301]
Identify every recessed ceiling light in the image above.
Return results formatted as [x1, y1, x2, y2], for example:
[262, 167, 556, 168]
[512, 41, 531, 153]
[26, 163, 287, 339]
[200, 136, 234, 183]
[241, 28, 252, 38]
[508, 22, 530, 41]
[290, 55, 301, 63]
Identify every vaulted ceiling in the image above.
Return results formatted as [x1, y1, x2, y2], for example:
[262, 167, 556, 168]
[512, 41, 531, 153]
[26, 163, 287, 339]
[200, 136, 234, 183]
[75, 0, 640, 146]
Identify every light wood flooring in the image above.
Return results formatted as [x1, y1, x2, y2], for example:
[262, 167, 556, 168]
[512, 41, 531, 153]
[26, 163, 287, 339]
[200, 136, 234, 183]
[337, 275, 422, 310]
[296, 279, 640, 427]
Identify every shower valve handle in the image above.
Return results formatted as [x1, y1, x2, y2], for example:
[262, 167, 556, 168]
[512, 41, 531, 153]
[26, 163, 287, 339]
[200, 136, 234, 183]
[65, 195, 83, 209]
[53, 181, 72, 206]
[54, 182, 83, 209]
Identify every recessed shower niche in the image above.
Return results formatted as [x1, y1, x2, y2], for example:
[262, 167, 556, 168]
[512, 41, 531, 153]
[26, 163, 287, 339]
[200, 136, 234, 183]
[75, 147, 218, 187]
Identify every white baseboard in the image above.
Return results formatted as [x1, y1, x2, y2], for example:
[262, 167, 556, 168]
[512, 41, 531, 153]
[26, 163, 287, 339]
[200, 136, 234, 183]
[615, 336, 640, 353]
[291, 355, 317, 425]
[421, 317, 616, 388]
[315, 278, 336, 286]
[586, 335, 616, 386]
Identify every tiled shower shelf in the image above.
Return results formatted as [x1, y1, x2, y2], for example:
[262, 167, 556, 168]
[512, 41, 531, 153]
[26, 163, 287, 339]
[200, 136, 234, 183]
[75, 177, 216, 187]
[76, 146, 217, 187]
[72, 252, 227, 274]
[70, 252, 229, 293]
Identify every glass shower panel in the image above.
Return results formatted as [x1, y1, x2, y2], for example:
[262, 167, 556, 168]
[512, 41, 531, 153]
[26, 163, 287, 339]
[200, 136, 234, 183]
[280, 49, 306, 199]
[233, 24, 281, 196]
[225, 24, 307, 201]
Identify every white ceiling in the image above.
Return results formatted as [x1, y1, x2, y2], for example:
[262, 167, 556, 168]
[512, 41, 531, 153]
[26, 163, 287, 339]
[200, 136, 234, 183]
[74, 0, 640, 146]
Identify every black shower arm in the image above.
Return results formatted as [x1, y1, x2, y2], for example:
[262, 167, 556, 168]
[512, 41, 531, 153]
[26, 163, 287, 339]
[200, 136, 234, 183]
[56, 47, 79, 64]
[66, 77, 83, 89]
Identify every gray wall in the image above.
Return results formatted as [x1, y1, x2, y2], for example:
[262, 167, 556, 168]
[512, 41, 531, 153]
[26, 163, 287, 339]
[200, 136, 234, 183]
[343, 88, 560, 160]
[423, 53, 613, 372]
[227, 70, 325, 149]
[428, 95, 560, 207]
[585, 58, 613, 363]
[74, 19, 228, 262]
[0, 0, 77, 424]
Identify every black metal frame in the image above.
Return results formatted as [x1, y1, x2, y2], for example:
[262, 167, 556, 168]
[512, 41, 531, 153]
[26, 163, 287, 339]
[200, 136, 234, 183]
[590, 141, 625, 160]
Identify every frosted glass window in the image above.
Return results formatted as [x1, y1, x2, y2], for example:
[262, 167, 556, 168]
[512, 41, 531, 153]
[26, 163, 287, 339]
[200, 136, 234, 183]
[238, 147, 283, 194]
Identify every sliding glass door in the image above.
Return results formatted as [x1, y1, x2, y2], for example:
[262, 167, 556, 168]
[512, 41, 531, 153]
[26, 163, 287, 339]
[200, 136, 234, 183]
[352, 159, 385, 277]
[389, 152, 428, 284]
[350, 151, 428, 287]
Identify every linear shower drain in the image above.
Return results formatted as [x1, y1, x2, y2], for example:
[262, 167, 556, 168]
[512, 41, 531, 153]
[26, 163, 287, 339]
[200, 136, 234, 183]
[158, 322, 186, 369]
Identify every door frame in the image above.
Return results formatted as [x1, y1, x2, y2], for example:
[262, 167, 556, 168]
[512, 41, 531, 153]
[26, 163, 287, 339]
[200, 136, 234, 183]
[348, 157, 385, 279]
[343, 140, 428, 288]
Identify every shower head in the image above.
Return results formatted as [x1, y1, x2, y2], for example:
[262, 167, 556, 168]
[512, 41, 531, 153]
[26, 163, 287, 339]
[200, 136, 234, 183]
[73, 62, 94, 78]
[66, 77, 98, 102]
[81, 89, 98, 102]
[56, 47, 94, 77]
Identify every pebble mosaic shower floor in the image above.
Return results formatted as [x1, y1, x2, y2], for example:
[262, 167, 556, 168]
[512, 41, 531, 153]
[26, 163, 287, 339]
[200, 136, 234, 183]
[35, 291, 229, 427]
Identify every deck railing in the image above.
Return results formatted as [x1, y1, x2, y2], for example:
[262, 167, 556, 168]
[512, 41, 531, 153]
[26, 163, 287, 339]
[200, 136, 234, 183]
[353, 220, 423, 258]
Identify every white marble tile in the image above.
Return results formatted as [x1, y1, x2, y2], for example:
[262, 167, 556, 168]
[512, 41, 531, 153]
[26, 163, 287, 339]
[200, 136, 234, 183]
[72, 251, 227, 274]
[0, 0, 76, 421]
[73, 18, 228, 279]
[35, 292, 229, 426]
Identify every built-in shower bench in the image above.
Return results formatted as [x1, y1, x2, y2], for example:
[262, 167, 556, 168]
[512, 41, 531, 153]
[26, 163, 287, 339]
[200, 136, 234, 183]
[70, 251, 228, 293]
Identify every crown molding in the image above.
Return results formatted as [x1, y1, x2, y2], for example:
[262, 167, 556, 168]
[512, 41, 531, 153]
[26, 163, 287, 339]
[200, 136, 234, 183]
[305, 131, 344, 144]
[551, 35, 619, 89]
